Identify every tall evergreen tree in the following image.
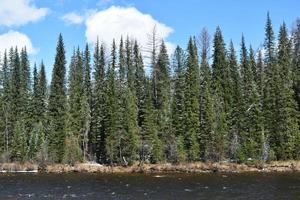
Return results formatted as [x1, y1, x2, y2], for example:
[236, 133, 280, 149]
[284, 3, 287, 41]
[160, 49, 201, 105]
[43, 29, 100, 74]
[227, 41, 243, 160]
[105, 40, 119, 164]
[275, 23, 299, 159]
[48, 34, 67, 162]
[83, 43, 92, 107]
[171, 46, 186, 138]
[133, 40, 146, 127]
[210, 27, 229, 161]
[154, 41, 171, 161]
[171, 46, 187, 161]
[262, 13, 278, 159]
[91, 40, 106, 162]
[184, 38, 200, 161]
[67, 48, 84, 137]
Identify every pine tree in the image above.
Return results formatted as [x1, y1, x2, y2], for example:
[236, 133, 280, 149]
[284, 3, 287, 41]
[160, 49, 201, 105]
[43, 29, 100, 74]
[292, 19, 300, 116]
[256, 50, 264, 97]
[83, 43, 92, 107]
[133, 40, 146, 127]
[292, 19, 300, 157]
[226, 41, 243, 160]
[122, 87, 139, 165]
[67, 48, 84, 137]
[11, 121, 27, 162]
[115, 37, 127, 164]
[154, 41, 171, 161]
[275, 23, 299, 159]
[211, 27, 229, 110]
[10, 47, 22, 124]
[126, 37, 134, 90]
[171, 46, 186, 138]
[1, 51, 12, 153]
[119, 37, 126, 83]
[210, 27, 229, 161]
[82, 44, 92, 161]
[32, 63, 39, 124]
[171, 46, 188, 161]
[48, 34, 67, 162]
[142, 79, 162, 163]
[105, 40, 119, 164]
[37, 62, 47, 123]
[262, 13, 278, 159]
[198, 29, 214, 160]
[80, 94, 91, 161]
[28, 122, 45, 160]
[184, 38, 200, 161]
[91, 40, 106, 162]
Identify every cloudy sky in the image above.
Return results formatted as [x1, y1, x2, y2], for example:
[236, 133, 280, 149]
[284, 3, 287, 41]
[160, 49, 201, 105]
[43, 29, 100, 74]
[0, 0, 299, 78]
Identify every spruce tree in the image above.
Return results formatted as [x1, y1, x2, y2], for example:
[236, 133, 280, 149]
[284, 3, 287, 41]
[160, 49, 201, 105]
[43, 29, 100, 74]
[83, 43, 92, 107]
[37, 62, 47, 123]
[122, 87, 139, 165]
[142, 78, 162, 163]
[154, 41, 171, 161]
[275, 23, 299, 159]
[48, 34, 67, 162]
[262, 13, 278, 159]
[226, 41, 243, 160]
[1, 51, 12, 153]
[91, 40, 106, 162]
[198, 29, 215, 160]
[11, 121, 27, 162]
[133, 40, 146, 127]
[184, 38, 200, 161]
[171, 46, 187, 162]
[105, 40, 119, 164]
[292, 19, 300, 109]
[67, 48, 84, 137]
[210, 27, 229, 161]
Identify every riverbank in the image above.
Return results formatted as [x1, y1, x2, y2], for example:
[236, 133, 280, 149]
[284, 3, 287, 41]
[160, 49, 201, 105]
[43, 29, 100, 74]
[1, 161, 300, 173]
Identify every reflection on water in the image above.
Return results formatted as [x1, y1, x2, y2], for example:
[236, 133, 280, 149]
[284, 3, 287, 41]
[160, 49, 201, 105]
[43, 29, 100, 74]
[0, 172, 300, 199]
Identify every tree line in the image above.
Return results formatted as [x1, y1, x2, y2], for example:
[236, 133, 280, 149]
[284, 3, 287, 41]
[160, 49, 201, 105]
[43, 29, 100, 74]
[1, 13, 300, 165]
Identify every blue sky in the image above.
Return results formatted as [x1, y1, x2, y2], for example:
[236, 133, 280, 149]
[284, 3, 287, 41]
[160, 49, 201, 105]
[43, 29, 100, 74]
[0, 0, 299, 80]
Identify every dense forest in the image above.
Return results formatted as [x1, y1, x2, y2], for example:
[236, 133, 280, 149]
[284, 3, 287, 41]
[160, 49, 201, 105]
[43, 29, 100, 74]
[1, 13, 300, 166]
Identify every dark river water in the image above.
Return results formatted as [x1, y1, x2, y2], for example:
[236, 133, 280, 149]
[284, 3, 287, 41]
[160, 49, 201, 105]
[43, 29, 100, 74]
[0, 172, 300, 199]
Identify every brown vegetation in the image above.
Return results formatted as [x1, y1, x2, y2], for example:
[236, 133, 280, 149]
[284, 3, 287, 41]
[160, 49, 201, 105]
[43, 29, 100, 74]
[1, 161, 300, 173]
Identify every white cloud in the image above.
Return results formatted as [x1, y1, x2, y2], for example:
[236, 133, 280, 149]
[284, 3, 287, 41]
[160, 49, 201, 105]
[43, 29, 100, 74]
[0, 31, 37, 54]
[0, 0, 49, 27]
[61, 12, 84, 25]
[85, 6, 174, 54]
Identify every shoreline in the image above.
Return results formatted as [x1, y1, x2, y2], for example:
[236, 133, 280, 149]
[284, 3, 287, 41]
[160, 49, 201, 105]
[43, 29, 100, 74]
[1, 161, 300, 173]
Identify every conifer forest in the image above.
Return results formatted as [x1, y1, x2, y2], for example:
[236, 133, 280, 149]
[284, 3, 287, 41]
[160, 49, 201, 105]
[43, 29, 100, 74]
[1, 13, 300, 166]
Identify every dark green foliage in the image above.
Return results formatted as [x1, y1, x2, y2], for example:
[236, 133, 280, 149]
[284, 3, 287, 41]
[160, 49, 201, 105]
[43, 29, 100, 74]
[48, 34, 67, 162]
[67, 48, 84, 136]
[11, 121, 27, 162]
[141, 79, 162, 163]
[274, 23, 299, 159]
[184, 38, 200, 161]
[83, 44, 92, 103]
[171, 46, 186, 138]
[227, 41, 243, 160]
[105, 40, 119, 164]
[133, 41, 146, 127]
[90, 40, 106, 163]
[1, 14, 300, 165]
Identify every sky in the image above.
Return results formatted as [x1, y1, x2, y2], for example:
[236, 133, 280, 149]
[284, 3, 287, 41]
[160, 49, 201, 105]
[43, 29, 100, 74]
[0, 0, 299, 80]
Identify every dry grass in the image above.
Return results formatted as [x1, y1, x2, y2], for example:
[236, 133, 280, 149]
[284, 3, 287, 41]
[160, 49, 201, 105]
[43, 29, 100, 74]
[0, 162, 38, 172]
[1, 161, 300, 173]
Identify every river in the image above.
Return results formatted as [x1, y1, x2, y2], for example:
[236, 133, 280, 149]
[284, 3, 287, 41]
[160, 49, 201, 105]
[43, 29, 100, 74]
[0, 172, 299, 199]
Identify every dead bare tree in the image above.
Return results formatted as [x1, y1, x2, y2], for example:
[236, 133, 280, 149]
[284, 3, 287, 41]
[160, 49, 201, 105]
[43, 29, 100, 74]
[197, 27, 211, 64]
